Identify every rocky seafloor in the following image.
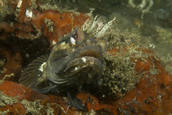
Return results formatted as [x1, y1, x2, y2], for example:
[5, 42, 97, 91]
[0, 0, 172, 114]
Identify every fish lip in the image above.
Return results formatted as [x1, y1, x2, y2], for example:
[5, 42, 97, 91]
[74, 45, 103, 61]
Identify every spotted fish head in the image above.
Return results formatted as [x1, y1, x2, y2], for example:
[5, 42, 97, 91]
[46, 28, 105, 86]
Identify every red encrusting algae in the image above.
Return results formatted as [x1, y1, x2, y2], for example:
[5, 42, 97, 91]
[31, 10, 89, 42]
[0, 0, 89, 42]
[109, 48, 172, 114]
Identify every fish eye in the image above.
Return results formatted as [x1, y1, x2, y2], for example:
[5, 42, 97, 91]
[73, 32, 78, 40]
[72, 29, 78, 38]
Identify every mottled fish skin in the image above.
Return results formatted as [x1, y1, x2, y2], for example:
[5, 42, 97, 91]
[19, 29, 105, 93]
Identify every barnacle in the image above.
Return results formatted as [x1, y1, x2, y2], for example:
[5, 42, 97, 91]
[82, 15, 116, 38]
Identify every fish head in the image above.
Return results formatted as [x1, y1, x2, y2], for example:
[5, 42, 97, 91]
[46, 28, 105, 86]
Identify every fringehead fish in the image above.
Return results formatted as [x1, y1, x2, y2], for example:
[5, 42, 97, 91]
[19, 29, 105, 95]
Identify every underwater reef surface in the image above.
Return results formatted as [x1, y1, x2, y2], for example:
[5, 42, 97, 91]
[0, 0, 172, 114]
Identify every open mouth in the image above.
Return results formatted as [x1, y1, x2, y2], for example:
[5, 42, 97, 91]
[62, 45, 104, 78]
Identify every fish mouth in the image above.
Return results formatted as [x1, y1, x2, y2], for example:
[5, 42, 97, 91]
[62, 45, 104, 83]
